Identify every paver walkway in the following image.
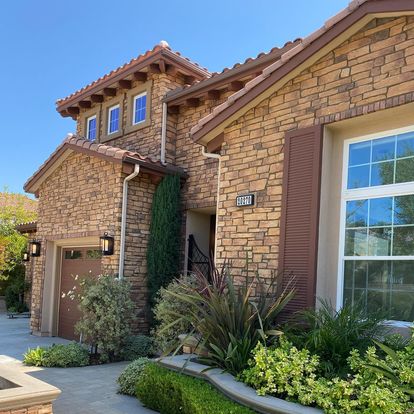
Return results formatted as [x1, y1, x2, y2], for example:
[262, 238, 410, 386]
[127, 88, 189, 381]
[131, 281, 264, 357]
[0, 314, 156, 414]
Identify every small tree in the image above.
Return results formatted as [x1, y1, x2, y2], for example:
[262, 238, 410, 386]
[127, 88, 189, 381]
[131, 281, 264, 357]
[147, 175, 181, 307]
[74, 275, 134, 362]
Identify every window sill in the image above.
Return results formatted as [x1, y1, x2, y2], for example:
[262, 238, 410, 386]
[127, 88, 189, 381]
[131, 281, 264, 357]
[100, 130, 123, 143]
[124, 119, 151, 135]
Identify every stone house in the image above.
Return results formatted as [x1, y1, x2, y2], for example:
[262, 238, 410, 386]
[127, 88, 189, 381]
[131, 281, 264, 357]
[23, 0, 414, 338]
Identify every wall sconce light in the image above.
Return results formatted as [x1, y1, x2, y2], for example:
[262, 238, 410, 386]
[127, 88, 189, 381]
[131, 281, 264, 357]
[22, 251, 30, 262]
[100, 232, 114, 256]
[30, 240, 41, 257]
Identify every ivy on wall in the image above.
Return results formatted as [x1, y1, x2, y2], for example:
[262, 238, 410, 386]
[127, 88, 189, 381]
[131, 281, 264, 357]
[147, 175, 181, 308]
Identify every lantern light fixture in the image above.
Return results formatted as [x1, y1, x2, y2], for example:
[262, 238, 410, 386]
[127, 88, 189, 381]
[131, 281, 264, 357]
[30, 240, 41, 257]
[100, 232, 114, 256]
[22, 251, 30, 262]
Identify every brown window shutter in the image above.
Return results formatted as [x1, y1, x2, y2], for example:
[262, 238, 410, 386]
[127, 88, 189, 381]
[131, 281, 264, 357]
[279, 125, 323, 314]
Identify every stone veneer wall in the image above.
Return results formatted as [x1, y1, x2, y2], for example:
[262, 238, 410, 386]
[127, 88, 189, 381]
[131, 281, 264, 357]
[122, 172, 157, 332]
[30, 152, 123, 333]
[215, 16, 414, 279]
[0, 403, 52, 414]
[76, 72, 188, 164]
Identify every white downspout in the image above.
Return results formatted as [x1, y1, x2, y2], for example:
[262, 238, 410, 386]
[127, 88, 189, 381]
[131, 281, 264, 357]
[161, 102, 167, 165]
[201, 147, 221, 264]
[119, 164, 140, 278]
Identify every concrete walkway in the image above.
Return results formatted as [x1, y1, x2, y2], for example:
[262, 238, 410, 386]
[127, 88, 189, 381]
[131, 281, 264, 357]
[0, 314, 156, 414]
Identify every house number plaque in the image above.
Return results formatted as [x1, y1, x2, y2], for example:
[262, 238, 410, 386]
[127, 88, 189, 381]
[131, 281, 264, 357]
[236, 193, 255, 207]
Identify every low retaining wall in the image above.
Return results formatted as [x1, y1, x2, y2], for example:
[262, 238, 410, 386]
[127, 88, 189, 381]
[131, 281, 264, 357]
[0, 364, 60, 414]
[158, 354, 323, 414]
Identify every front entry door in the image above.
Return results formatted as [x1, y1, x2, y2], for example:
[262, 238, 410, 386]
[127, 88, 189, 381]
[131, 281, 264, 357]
[58, 247, 102, 340]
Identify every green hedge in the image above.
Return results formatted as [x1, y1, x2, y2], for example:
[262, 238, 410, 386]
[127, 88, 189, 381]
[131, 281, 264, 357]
[136, 364, 254, 414]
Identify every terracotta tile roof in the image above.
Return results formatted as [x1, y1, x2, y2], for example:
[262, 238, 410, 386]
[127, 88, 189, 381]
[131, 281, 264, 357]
[24, 135, 183, 195]
[190, 0, 375, 139]
[165, 38, 302, 103]
[56, 42, 211, 109]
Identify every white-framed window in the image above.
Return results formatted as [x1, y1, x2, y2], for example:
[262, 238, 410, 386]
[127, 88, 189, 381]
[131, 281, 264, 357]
[86, 115, 97, 141]
[338, 126, 414, 324]
[133, 92, 147, 125]
[108, 104, 120, 134]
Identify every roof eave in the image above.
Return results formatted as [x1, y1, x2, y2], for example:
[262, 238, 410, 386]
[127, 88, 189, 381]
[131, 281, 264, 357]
[191, 0, 414, 145]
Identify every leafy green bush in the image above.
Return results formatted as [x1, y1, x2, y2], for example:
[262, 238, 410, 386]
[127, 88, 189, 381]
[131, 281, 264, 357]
[117, 358, 150, 395]
[152, 274, 199, 353]
[73, 275, 134, 362]
[120, 335, 153, 360]
[364, 336, 414, 399]
[147, 175, 181, 308]
[383, 333, 413, 351]
[5, 264, 29, 312]
[43, 343, 89, 367]
[136, 363, 254, 414]
[23, 346, 47, 366]
[23, 343, 89, 367]
[160, 263, 293, 375]
[285, 300, 385, 377]
[242, 340, 412, 414]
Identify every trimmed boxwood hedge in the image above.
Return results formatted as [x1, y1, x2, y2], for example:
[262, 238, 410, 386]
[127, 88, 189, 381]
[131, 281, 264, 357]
[136, 364, 255, 414]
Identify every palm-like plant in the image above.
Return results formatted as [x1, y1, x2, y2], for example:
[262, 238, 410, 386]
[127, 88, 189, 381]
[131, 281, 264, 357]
[285, 300, 386, 378]
[160, 263, 294, 375]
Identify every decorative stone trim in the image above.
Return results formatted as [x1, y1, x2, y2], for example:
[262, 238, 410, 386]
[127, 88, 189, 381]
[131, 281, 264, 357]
[0, 364, 60, 412]
[158, 355, 323, 414]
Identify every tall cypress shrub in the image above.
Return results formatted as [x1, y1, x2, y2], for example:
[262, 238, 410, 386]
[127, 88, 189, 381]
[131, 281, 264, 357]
[147, 175, 181, 308]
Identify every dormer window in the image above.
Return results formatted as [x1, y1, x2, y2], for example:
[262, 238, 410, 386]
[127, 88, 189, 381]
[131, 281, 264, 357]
[133, 92, 147, 125]
[86, 115, 97, 141]
[108, 104, 120, 134]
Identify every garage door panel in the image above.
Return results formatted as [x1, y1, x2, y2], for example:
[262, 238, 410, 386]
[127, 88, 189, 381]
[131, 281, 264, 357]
[58, 247, 102, 340]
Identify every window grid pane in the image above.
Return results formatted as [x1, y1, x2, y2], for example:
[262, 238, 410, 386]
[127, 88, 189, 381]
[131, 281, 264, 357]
[347, 132, 414, 189]
[87, 117, 96, 141]
[109, 107, 119, 134]
[134, 94, 146, 124]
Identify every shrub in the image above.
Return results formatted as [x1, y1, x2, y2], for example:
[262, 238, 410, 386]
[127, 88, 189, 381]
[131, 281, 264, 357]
[73, 275, 134, 361]
[5, 264, 29, 312]
[160, 263, 293, 375]
[242, 340, 412, 414]
[43, 343, 89, 367]
[152, 274, 199, 353]
[285, 300, 386, 377]
[117, 357, 150, 395]
[383, 333, 413, 351]
[136, 363, 254, 414]
[120, 335, 153, 361]
[23, 346, 47, 366]
[147, 175, 181, 308]
[23, 343, 89, 367]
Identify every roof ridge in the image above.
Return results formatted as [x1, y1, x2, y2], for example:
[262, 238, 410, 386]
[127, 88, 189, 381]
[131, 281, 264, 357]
[56, 43, 210, 106]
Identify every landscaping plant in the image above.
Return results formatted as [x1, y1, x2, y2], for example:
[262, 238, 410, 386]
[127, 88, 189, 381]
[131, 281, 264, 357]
[136, 363, 254, 414]
[160, 263, 294, 375]
[23, 343, 89, 367]
[242, 339, 413, 413]
[117, 357, 150, 396]
[152, 274, 199, 353]
[120, 335, 153, 361]
[147, 175, 181, 308]
[74, 275, 134, 362]
[4, 263, 29, 313]
[285, 300, 386, 377]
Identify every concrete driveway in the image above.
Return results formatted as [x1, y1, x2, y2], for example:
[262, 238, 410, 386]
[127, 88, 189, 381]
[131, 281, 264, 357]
[0, 314, 156, 414]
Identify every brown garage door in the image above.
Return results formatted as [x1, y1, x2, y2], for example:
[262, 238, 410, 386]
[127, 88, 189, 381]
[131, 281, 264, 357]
[58, 247, 102, 340]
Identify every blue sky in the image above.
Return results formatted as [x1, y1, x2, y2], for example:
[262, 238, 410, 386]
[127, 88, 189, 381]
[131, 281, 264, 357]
[0, 0, 349, 195]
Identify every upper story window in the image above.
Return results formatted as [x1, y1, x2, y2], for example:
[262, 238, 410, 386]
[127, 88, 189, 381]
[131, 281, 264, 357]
[340, 127, 414, 323]
[108, 104, 120, 134]
[86, 115, 97, 141]
[133, 92, 147, 125]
